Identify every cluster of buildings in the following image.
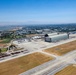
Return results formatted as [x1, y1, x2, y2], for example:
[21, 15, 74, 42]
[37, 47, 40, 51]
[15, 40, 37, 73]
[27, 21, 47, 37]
[0, 26, 75, 44]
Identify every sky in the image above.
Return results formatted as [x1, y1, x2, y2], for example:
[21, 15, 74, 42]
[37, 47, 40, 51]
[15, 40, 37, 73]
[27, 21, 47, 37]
[0, 0, 76, 25]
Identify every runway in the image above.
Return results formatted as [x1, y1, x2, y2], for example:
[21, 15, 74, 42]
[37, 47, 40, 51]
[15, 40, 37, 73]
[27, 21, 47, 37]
[20, 50, 76, 75]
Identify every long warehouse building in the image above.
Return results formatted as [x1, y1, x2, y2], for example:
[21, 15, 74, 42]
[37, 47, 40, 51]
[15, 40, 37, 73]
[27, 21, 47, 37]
[45, 33, 69, 42]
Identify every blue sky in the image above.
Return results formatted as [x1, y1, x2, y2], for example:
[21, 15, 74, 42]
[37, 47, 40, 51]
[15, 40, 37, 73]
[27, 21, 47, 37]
[0, 0, 76, 25]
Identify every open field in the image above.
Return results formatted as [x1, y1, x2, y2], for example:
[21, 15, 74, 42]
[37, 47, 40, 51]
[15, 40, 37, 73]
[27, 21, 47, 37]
[44, 40, 76, 56]
[26, 34, 37, 37]
[1, 48, 7, 52]
[0, 52, 53, 75]
[0, 38, 11, 43]
[0, 40, 3, 42]
[55, 64, 76, 75]
[0, 43, 7, 47]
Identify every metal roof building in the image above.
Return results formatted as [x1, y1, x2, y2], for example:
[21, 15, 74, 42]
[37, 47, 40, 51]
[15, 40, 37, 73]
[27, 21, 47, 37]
[45, 33, 69, 42]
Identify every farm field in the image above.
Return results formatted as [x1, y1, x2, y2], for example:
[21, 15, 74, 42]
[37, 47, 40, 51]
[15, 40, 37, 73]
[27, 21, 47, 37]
[0, 52, 53, 75]
[44, 40, 76, 56]
[55, 64, 76, 75]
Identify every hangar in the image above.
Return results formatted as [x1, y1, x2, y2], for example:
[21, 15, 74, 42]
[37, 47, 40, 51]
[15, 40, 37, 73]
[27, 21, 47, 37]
[45, 33, 69, 42]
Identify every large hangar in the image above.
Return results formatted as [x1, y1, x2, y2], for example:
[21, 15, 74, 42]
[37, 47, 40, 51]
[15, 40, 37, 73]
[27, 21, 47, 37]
[45, 33, 69, 42]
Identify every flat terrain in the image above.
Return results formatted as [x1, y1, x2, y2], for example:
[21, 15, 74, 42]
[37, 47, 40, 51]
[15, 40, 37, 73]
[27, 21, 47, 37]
[55, 65, 76, 75]
[0, 43, 7, 47]
[44, 40, 76, 55]
[0, 52, 53, 75]
[0, 39, 11, 43]
[0, 39, 10, 47]
[26, 34, 37, 37]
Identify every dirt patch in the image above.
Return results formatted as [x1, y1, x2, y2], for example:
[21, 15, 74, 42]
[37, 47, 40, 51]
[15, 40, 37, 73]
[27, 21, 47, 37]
[0, 40, 3, 42]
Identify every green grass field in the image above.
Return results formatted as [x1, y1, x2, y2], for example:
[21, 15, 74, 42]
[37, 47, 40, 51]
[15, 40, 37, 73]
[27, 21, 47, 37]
[1, 48, 7, 52]
[0, 38, 11, 43]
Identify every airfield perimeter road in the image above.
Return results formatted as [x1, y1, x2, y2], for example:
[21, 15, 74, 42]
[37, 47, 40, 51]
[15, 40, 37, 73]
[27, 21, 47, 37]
[20, 50, 76, 75]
